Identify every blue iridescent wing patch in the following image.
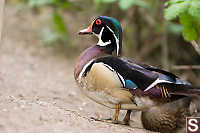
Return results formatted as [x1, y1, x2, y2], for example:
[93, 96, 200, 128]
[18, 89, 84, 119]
[125, 80, 137, 89]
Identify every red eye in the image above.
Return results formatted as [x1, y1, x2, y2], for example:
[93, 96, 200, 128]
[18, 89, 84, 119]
[96, 19, 102, 25]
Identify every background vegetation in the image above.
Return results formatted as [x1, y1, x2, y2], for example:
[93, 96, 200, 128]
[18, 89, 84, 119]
[6, 0, 200, 85]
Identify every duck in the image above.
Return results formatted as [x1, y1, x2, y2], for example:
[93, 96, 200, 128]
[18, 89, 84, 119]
[74, 16, 200, 125]
[141, 95, 200, 133]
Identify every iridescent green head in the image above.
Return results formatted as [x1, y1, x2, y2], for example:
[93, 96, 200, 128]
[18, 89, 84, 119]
[79, 16, 122, 56]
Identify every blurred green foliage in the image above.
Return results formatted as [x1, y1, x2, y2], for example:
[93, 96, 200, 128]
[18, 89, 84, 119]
[42, 11, 69, 44]
[94, 0, 150, 10]
[20, 0, 74, 45]
[27, 0, 72, 9]
[164, 0, 200, 41]
[9, 0, 200, 84]
[25, 0, 200, 44]
[19, 0, 200, 44]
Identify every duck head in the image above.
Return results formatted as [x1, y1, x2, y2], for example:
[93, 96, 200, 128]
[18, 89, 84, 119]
[79, 16, 122, 56]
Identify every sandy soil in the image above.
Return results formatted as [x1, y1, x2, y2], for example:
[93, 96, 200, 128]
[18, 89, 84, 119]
[0, 5, 155, 133]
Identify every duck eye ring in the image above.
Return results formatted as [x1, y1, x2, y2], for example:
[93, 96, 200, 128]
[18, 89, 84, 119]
[96, 19, 102, 25]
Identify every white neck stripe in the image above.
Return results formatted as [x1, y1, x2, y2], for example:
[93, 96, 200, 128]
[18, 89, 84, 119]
[78, 59, 94, 82]
[106, 26, 120, 56]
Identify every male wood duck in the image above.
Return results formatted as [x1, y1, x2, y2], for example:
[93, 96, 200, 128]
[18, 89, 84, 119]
[74, 16, 200, 125]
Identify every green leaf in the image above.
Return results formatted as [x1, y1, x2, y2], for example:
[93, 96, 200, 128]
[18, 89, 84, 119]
[188, 0, 200, 21]
[182, 25, 198, 41]
[28, 0, 72, 8]
[118, 0, 134, 10]
[94, 0, 102, 5]
[94, 0, 103, 8]
[195, 22, 200, 33]
[102, 0, 117, 3]
[180, 13, 199, 41]
[28, 0, 54, 7]
[58, 2, 72, 9]
[131, 0, 150, 8]
[164, 0, 189, 20]
[164, 0, 184, 7]
[118, 0, 149, 10]
[52, 11, 67, 34]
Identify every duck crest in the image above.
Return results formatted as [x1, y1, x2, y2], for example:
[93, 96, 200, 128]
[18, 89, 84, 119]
[74, 45, 105, 82]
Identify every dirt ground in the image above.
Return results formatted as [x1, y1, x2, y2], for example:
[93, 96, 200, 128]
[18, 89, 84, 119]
[0, 5, 155, 133]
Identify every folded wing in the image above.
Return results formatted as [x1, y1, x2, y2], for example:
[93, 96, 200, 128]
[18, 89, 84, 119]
[94, 56, 199, 98]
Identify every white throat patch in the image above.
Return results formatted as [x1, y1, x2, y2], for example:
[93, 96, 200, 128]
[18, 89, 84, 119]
[96, 26, 120, 56]
[97, 27, 111, 47]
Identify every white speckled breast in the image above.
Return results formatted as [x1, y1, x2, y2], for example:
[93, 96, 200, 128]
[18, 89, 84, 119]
[78, 62, 133, 108]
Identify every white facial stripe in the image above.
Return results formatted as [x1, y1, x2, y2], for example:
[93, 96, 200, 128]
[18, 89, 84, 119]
[106, 26, 120, 56]
[78, 59, 94, 82]
[144, 78, 173, 92]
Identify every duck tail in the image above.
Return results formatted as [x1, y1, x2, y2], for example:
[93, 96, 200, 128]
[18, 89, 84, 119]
[169, 84, 200, 96]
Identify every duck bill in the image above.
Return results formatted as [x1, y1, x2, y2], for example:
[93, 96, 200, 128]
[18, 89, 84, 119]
[79, 27, 93, 35]
[79, 21, 94, 35]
